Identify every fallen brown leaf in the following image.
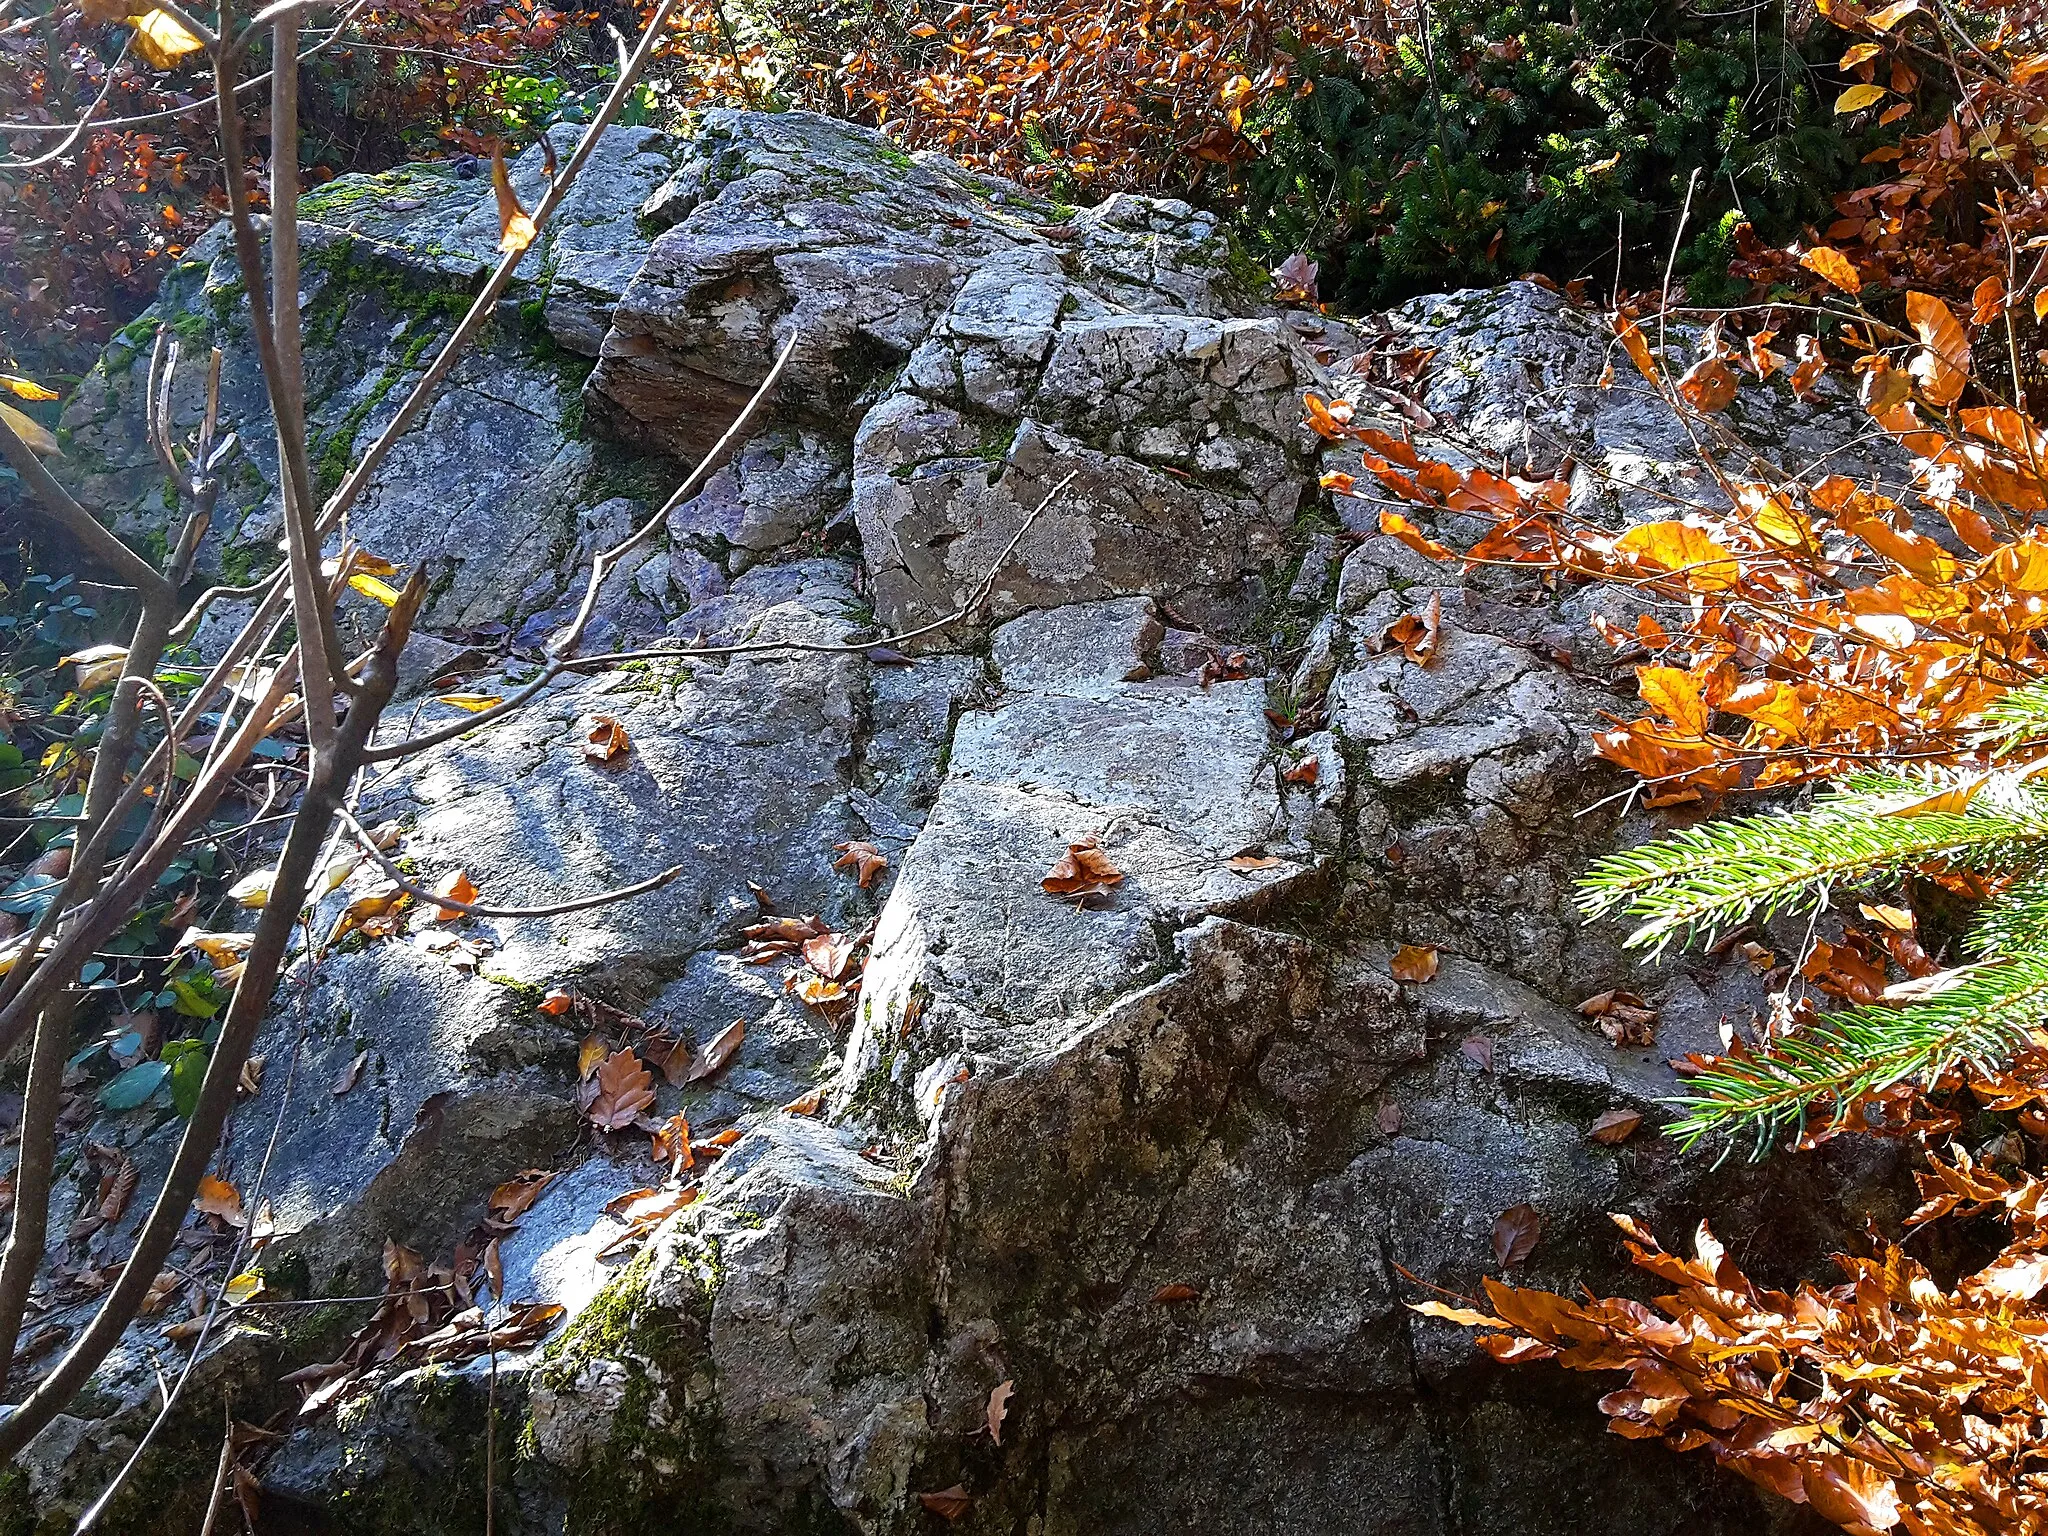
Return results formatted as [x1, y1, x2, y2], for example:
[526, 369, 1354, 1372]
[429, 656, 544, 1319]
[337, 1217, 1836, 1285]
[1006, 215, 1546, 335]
[579, 1049, 656, 1132]
[832, 840, 889, 888]
[1461, 1035, 1495, 1072]
[95, 1148, 138, 1224]
[332, 1049, 370, 1097]
[488, 1169, 555, 1223]
[430, 868, 478, 921]
[1280, 756, 1320, 786]
[1150, 1282, 1200, 1304]
[584, 714, 631, 764]
[683, 1019, 746, 1085]
[1492, 1203, 1542, 1268]
[801, 932, 856, 981]
[1589, 1108, 1643, 1145]
[538, 988, 574, 1016]
[577, 1034, 608, 1082]
[1041, 836, 1124, 904]
[1391, 943, 1440, 984]
[783, 1088, 826, 1116]
[985, 1379, 1014, 1445]
[195, 1174, 247, 1228]
[1376, 1100, 1402, 1136]
[917, 1486, 972, 1521]
[1578, 989, 1659, 1047]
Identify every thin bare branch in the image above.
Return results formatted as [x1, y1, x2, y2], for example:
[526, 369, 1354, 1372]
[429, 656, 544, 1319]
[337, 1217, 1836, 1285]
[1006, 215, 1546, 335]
[314, 0, 682, 541]
[336, 808, 685, 918]
[0, 417, 174, 605]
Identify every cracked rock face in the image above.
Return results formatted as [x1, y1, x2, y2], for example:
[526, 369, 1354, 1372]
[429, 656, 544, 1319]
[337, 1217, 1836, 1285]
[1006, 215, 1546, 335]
[22, 110, 1900, 1536]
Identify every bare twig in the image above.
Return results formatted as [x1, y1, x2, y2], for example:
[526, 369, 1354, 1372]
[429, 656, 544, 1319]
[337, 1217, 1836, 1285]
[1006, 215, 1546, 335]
[336, 809, 685, 918]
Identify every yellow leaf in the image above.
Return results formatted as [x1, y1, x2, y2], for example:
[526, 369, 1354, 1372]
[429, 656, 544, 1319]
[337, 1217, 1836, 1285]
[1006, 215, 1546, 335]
[1800, 246, 1862, 295]
[1882, 770, 1990, 817]
[1409, 1300, 1502, 1327]
[127, 7, 207, 68]
[435, 693, 504, 713]
[1867, 0, 1920, 27]
[59, 643, 127, 692]
[2036, 290, 2048, 325]
[1634, 666, 1712, 737]
[0, 401, 58, 457]
[348, 574, 400, 607]
[1839, 41, 1881, 65]
[226, 869, 273, 909]
[224, 1271, 265, 1306]
[0, 375, 58, 402]
[1834, 83, 1889, 113]
[1612, 522, 1740, 590]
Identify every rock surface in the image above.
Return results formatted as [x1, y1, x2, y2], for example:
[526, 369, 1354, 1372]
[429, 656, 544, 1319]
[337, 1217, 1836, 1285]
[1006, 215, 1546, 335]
[11, 110, 1906, 1536]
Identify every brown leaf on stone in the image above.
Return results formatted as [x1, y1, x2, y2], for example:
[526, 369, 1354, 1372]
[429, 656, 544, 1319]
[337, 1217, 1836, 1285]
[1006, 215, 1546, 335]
[429, 868, 478, 921]
[538, 988, 574, 1016]
[1578, 989, 1659, 1047]
[1677, 354, 1739, 413]
[1492, 1203, 1542, 1268]
[1227, 852, 1284, 869]
[650, 1113, 693, 1175]
[1391, 943, 1439, 983]
[1376, 1100, 1403, 1136]
[577, 1034, 609, 1082]
[1461, 1034, 1495, 1072]
[1041, 836, 1124, 903]
[1589, 1108, 1643, 1145]
[917, 1485, 973, 1521]
[832, 840, 889, 888]
[1280, 756, 1320, 786]
[96, 1149, 138, 1224]
[488, 1169, 555, 1223]
[985, 1379, 1014, 1445]
[584, 714, 631, 764]
[196, 1174, 247, 1228]
[1150, 1282, 1200, 1304]
[333, 1049, 370, 1097]
[640, 1030, 692, 1086]
[1383, 592, 1442, 664]
[783, 1088, 826, 1116]
[683, 1020, 745, 1085]
[580, 1049, 656, 1132]
[802, 932, 856, 981]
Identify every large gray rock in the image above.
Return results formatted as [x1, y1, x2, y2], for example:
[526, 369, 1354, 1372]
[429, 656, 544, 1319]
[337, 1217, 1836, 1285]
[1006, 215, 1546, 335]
[18, 112, 1905, 1536]
[57, 124, 680, 637]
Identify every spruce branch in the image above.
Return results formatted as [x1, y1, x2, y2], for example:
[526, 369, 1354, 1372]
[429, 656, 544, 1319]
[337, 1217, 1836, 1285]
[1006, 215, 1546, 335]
[1578, 785, 2048, 953]
[1668, 951, 2048, 1152]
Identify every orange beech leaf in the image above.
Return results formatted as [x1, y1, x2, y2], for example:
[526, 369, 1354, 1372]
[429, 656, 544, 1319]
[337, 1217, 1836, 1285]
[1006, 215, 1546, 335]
[196, 1175, 247, 1228]
[491, 145, 537, 255]
[1676, 355, 1738, 413]
[1634, 666, 1711, 738]
[1378, 511, 1454, 561]
[1906, 291, 1970, 407]
[1391, 943, 1439, 983]
[1804, 248, 1862, 296]
[1611, 522, 1740, 590]
[1042, 836, 1124, 902]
